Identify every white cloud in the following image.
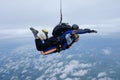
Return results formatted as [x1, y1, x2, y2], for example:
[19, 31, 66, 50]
[21, 69, 28, 74]
[97, 72, 107, 78]
[0, 0, 120, 39]
[0, 26, 53, 39]
[10, 76, 18, 80]
[53, 68, 62, 75]
[102, 48, 111, 55]
[72, 69, 89, 76]
[79, 63, 92, 68]
[91, 78, 97, 80]
[97, 72, 113, 80]
[98, 77, 113, 80]
[57, 62, 64, 67]
[73, 78, 81, 80]
[60, 73, 67, 79]
[0, 28, 31, 39]
[80, 24, 120, 37]
[63, 60, 79, 74]
[1, 42, 115, 80]
[61, 60, 93, 78]
[65, 78, 73, 80]
[66, 55, 73, 59]
[0, 67, 4, 73]
[25, 76, 31, 80]
[36, 75, 45, 80]
[1, 23, 120, 40]
[69, 60, 79, 65]
[50, 77, 57, 80]
[97, 24, 120, 36]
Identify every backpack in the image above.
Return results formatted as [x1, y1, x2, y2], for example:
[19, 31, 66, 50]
[52, 23, 72, 37]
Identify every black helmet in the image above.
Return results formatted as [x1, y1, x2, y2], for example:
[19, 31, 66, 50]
[72, 24, 79, 30]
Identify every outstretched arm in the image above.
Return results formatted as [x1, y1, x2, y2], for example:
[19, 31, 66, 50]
[61, 29, 97, 38]
[73, 28, 97, 34]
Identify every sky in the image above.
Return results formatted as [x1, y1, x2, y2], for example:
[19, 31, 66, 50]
[0, 0, 120, 39]
[0, 1, 120, 79]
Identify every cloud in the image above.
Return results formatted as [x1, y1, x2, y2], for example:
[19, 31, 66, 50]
[72, 69, 89, 76]
[61, 60, 93, 78]
[36, 75, 45, 80]
[79, 63, 92, 68]
[0, 44, 115, 80]
[0, 43, 100, 80]
[10, 76, 18, 80]
[57, 62, 64, 67]
[65, 78, 73, 80]
[0, 0, 120, 32]
[25, 76, 31, 80]
[1, 23, 120, 40]
[50, 77, 57, 80]
[97, 72, 113, 80]
[79, 23, 120, 38]
[97, 72, 107, 78]
[98, 77, 113, 80]
[0, 27, 53, 39]
[91, 78, 97, 80]
[63, 60, 79, 74]
[102, 48, 111, 55]
[0, 28, 31, 39]
[21, 69, 28, 74]
[60, 73, 67, 79]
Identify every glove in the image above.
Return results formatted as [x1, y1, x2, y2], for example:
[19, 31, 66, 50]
[90, 30, 97, 33]
[84, 28, 97, 33]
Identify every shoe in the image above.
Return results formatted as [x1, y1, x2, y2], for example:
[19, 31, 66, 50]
[39, 34, 46, 40]
[42, 29, 48, 35]
[42, 29, 48, 39]
[30, 27, 39, 35]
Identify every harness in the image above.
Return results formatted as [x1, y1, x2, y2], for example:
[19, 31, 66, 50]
[56, 34, 76, 52]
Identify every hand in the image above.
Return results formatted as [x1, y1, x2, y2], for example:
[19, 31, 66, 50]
[89, 30, 97, 33]
[84, 28, 97, 33]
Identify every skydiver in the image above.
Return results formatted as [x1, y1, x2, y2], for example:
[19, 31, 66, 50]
[30, 23, 97, 55]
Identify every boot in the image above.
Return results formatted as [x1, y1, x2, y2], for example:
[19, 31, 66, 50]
[30, 27, 39, 39]
[42, 29, 48, 39]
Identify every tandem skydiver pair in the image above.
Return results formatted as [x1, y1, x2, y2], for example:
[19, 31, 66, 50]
[30, 23, 97, 55]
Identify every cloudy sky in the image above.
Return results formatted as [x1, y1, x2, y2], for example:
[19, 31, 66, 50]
[0, 44, 115, 80]
[0, 0, 120, 39]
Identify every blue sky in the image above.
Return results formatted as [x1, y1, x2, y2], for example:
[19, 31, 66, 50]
[0, 0, 120, 39]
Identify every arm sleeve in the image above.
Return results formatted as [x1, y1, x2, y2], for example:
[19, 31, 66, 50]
[61, 29, 91, 38]
[60, 30, 73, 38]
[75, 29, 91, 34]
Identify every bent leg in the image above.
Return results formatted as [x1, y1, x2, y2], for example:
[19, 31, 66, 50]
[35, 37, 59, 51]
[35, 39, 44, 51]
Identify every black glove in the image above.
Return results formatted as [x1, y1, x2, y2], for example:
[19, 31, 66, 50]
[84, 28, 97, 33]
[90, 30, 97, 33]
